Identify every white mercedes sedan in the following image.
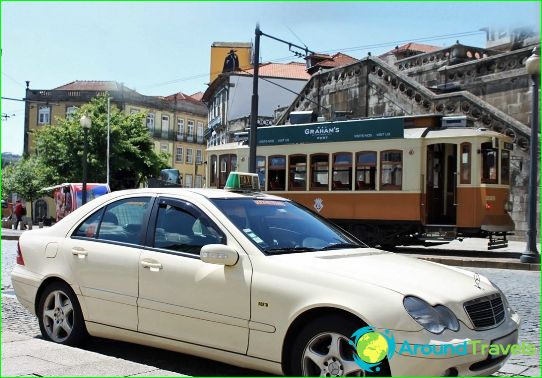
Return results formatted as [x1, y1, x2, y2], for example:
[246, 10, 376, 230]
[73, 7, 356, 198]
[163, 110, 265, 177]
[12, 177, 520, 376]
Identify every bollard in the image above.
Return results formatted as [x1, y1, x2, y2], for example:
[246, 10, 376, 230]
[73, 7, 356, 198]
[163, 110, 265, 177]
[39, 221, 44, 228]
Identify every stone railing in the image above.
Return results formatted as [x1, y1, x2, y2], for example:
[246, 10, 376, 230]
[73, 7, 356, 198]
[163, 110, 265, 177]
[395, 44, 497, 71]
[437, 46, 534, 84]
[367, 56, 532, 149]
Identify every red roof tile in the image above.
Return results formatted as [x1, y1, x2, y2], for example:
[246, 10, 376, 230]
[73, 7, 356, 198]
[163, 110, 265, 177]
[164, 92, 204, 105]
[381, 43, 441, 57]
[243, 62, 310, 80]
[55, 80, 123, 91]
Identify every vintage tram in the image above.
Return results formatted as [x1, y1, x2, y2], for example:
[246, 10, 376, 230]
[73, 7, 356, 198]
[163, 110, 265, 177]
[206, 115, 514, 249]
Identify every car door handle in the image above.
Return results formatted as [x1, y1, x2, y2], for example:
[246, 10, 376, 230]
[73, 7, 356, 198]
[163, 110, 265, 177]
[71, 247, 88, 259]
[141, 261, 163, 272]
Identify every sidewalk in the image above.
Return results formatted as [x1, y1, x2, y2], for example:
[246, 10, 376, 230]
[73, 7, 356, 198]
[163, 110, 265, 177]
[396, 238, 541, 271]
[2, 227, 540, 271]
[1, 331, 184, 377]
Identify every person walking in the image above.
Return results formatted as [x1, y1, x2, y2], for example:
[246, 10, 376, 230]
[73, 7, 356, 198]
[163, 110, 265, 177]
[14, 199, 25, 230]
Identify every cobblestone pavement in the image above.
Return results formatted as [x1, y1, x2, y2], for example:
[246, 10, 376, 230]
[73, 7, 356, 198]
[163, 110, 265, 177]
[2, 240, 540, 376]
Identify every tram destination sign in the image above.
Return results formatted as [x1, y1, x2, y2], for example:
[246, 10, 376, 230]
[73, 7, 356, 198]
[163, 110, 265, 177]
[256, 118, 404, 146]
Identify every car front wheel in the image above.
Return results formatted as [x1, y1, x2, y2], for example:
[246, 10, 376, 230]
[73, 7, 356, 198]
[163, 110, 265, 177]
[289, 315, 391, 376]
[37, 282, 87, 346]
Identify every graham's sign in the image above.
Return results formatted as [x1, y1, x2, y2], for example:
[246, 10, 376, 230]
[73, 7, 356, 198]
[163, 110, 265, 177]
[256, 118, 404, 146]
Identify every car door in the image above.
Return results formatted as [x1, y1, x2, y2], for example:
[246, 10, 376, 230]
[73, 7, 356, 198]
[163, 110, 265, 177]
[64, 195, 153, 330]
[137, 197, 252, 354]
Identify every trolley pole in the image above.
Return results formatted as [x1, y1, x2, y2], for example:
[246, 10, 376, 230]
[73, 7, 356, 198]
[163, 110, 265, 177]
[521, 47, 540, 263]
[249, 24, 262, 174]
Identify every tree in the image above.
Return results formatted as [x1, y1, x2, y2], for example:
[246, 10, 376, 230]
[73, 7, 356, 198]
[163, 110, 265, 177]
[33, 95, 168, 191]
[2, 156, 52, 215]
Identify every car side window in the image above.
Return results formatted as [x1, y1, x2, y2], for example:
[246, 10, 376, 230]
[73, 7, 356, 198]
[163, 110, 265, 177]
[153, 202, 225, 255]
[97, 197, 151, 244]
[73, 208, 104, 238]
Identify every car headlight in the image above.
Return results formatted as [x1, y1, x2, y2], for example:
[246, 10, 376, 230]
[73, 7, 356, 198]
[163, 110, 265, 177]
[403, 296, 460, 334]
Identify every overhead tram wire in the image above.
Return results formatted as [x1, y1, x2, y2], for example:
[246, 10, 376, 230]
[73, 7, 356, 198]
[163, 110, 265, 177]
[138, 29, 485, 91]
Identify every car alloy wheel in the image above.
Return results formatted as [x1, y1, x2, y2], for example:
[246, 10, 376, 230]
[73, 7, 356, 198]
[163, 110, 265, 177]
[38, 282, 87, 346]
[302, 331, 364, 377]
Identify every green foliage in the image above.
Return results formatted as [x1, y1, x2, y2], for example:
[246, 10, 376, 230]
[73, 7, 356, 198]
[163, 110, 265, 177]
[2, 156, 52, 203]
[33, 94, 168, 190]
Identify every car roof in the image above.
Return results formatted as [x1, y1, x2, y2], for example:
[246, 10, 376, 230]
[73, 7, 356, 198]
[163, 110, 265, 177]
[111, 187, 288, 201]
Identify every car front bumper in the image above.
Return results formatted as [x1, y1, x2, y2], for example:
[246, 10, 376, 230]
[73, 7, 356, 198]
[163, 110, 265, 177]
[382, 311, 521, 376]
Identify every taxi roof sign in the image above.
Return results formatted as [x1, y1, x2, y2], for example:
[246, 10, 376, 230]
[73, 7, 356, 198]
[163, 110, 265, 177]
[224, 172, 260, 192]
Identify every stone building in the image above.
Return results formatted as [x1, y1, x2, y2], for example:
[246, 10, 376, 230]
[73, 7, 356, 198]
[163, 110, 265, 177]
[24, 81, 208, 188]
[276, 40, 540, 239]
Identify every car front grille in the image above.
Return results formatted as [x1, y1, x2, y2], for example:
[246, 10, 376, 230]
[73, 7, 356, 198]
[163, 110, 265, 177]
[464, 293, 505, 329]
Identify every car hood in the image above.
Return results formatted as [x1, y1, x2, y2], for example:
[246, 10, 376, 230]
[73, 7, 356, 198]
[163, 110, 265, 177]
[271, 248, 496, 305]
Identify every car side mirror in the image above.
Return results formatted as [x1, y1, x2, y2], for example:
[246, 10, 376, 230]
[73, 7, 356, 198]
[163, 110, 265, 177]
[200, 244, 239, 266]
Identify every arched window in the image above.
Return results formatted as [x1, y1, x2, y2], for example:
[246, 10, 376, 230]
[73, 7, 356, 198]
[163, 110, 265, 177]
[268, 155, 286, 191]
[380, 150, 402, 190]
[219, 154, 237, 189]
[209, 155, 218, 187]
[256, 156, 266, 189]
[501, 149, 510, 185]
[289, 155, 307, 191]
[332, 153, 352, 190]
[310, 154, 329, 191]
[356, 151, 377, 190]
[481, 142, 498, 184]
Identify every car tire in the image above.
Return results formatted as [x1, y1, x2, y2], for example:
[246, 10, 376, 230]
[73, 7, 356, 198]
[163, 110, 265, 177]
[288, 315, 391, 376]
[37, 281, 88, 346]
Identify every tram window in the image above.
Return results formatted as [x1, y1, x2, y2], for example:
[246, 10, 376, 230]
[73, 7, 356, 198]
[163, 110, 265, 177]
[501, 150, 510, 185]
[460, 143, 471, 184]
[256, 156, 266, 189]
[380, 150, 402, 190]
[332, 153, 352, 191]
[481, 142, 498, 184]
[310, 154, 329, 190]
[356, 151, 376, 190]
[219, 154, 237, 188]
[268, 155, 286, 191]
[210, 155, 218, 187]
[289, 155, 307, 191]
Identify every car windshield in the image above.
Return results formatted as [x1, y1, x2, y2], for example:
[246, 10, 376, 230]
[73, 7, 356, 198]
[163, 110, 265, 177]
[211, 198, 363, 254]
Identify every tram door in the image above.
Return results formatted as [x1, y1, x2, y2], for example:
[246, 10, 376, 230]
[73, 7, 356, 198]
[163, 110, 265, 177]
[425, 144, 457, 225]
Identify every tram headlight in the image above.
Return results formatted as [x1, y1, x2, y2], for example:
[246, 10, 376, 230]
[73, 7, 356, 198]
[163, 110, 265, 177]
[403, 296, 460, 334]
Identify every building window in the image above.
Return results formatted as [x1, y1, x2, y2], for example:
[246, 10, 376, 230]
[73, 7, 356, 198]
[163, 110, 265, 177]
[196, 149, 202, 164]
[380, 150, 402, 190]
[288, 155, 307, 191]
[187, 120, 195, 142]
[130, 108, 140, 114]
[310, 154, 329, 191]
[162, 115, 170, 139]
[185, 174, 193, 188]
[177, 118, 185, 138]
[460, 143, 471, 184]
[195, 175, 203, 188]
[175, 147, 183, 163]
[146, 113, 155, 131]
[66, 106, 78, 120]
[38, 106, 51, 125]
[268, 155, 286, 191]
[186, 148, 193, 164]
[219, 154, 237, 188]
[197, 121, 204, 143]
[356, 151, 377, 190]
[160, 144, 168, 153]
[332, 152, 352, 191]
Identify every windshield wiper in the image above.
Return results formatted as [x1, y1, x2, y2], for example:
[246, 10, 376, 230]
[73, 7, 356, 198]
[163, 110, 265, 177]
[265, 246, 317, 254]
[320, 242, 362, 251]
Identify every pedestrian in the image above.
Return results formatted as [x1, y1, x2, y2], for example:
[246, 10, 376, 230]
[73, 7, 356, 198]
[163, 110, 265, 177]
[14, 199, 25, 230]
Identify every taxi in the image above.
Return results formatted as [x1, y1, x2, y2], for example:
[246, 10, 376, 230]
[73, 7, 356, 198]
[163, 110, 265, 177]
[12, 172, 520, 376]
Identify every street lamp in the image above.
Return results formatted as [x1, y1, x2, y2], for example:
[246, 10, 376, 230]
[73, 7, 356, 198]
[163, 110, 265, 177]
[80, 114, 92, 205]
[520, 46, 540, 264]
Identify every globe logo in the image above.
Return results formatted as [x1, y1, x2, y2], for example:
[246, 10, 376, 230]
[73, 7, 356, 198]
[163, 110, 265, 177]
[350, 326, 396, 373]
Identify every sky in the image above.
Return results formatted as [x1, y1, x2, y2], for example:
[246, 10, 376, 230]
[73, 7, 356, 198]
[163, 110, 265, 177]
[1, 1, 540, 155]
